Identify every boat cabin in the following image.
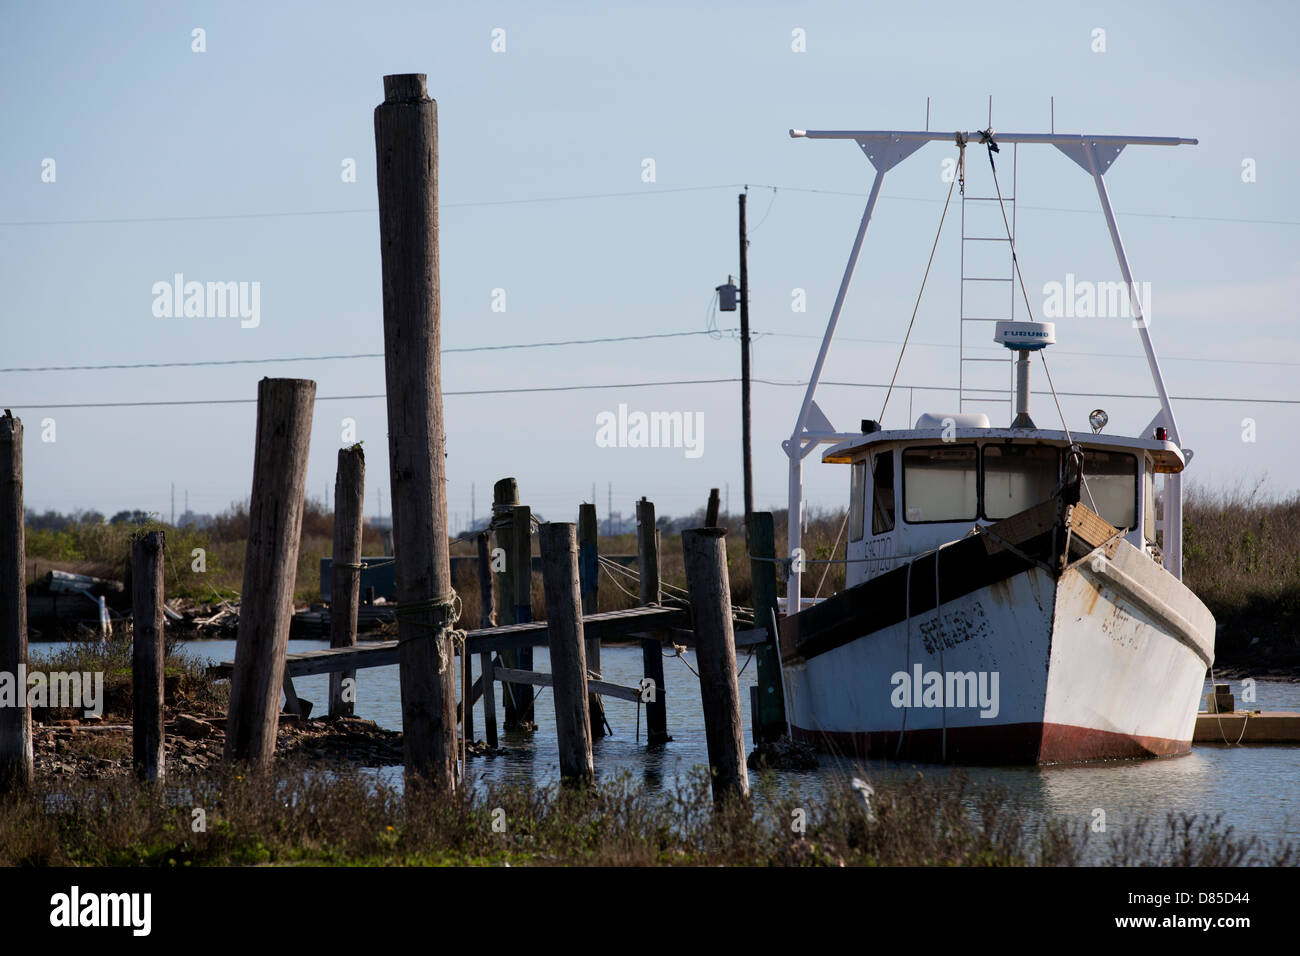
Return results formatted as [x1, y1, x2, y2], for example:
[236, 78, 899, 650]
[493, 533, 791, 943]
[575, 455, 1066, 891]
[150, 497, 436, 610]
[824, 413, 1186, 588]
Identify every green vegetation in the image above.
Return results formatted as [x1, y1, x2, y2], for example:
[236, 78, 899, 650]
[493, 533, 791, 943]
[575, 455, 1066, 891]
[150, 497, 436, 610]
[1, 765, 1289, 867]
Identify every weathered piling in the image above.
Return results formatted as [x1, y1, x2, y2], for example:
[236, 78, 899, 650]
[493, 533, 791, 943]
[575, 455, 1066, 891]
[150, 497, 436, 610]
[539, 523, 594, 785]
[492, 478, 522, 727]
[375, 72, 458, 789]
[329, 445, 365, 718]
[511, 504, 535, 726]
[476, 530, 498, 746]
[132, 530, 166, 783]
[577, 502, 607, 737]
[476, 531, 495, 628]
[682, 527, 750, 804]
[0, 411, 32, 792]
[224, 378, 316, 769]
[705, 488, 721, 527]
[748, 511, 786, 743]
[636, 498, 670, 744]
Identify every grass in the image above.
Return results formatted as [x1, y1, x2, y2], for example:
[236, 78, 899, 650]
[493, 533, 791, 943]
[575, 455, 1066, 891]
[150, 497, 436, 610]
[1, 764, 1291, 867]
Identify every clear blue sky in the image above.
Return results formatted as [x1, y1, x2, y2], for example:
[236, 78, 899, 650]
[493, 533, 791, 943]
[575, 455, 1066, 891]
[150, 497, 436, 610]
[2, 0, 1297, 530]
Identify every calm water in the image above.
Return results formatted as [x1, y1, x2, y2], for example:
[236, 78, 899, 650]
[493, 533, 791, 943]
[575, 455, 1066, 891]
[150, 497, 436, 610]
[31, 638, 1300, 853]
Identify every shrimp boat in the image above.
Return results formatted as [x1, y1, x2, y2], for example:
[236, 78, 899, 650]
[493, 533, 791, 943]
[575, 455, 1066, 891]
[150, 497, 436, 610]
[776, 124, 1214, 764]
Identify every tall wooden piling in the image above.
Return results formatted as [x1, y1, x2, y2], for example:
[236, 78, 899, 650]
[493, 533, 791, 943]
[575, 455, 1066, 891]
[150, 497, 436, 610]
[375, 72, 459, 789]
[224, 378, 316, 769]
[636, 498, 670, 744]
[132, 530, 166, 783]
[748, 511, 786, 742]
[539, 523, 594, 785]
[0, 411, 32, 792]
[682, 527, 750, 805]
[329, 445, 365, 719]
[577, 502, 607, 737]
[511, 504, 535, 726]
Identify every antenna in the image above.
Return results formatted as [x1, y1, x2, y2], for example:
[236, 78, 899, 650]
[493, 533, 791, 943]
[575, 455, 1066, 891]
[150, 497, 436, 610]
[925, 96, 930, 131]
[1051, 96, 1055, 134]
[988, 94, 992, 127]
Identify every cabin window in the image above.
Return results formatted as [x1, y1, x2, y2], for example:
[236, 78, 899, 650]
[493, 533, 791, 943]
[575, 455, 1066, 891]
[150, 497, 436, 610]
[902, 445, 977, 523]
[849, 461, 866, 542]
[1082, 450, 1137, 530]
[981, 445, 1059, 520]
[871, 450, 895, 535]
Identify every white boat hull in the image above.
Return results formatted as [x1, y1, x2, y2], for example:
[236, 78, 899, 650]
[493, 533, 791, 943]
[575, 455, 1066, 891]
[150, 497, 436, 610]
[781, 529, 1215, 764]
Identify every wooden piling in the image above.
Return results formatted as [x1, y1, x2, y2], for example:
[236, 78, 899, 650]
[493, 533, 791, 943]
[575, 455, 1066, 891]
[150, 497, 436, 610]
[636, 498, 669, 744]
[0, 411, 32, 792]
[492, 478, 521, 727]
[480, 651, 498, 748]
[476, 531, 496, 628]
[510, 503, 535, 727]
[748, 511, 786, 742]
[329, 445, 365, 718]
[375, 72, 458, 789]
[132, 530, 166, 783]
[224, 378, 316, 769]
[705, 488, 721, 527]
[577, 502, 607, 737]
[682, 527, 750, 805]
[539, 522, 594, 785]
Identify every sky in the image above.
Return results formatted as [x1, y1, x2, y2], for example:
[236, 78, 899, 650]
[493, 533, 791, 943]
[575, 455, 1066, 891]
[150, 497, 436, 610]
[2, 0, 1298, 532]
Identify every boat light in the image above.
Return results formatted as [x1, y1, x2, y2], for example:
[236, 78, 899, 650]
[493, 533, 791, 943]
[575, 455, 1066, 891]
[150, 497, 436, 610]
[1155, 426, 1168, 441]
[1089, 408, 1108, 434]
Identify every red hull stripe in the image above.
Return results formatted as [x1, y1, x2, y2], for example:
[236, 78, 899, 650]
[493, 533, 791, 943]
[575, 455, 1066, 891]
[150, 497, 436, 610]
[792, 721, 1190, 764]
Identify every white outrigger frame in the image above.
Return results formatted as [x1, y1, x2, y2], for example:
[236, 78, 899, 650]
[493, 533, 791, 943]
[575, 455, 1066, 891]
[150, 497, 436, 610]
[784, 127, 1198, 604]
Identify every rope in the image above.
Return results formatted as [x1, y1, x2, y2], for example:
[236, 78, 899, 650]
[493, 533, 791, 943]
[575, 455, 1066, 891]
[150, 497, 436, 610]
[880, 139, 964, 423]
[1207, 669, 1251, 746]
[666, 643, 701, 678]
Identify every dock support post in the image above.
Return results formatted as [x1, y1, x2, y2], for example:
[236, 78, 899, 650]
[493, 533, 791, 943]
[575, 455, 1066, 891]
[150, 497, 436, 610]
[682, 527, 750, 805]
[374, 72, 458, 789]
[329, 445, 365, 718]
[492, 478, 522, 728]
[637, 498, 670, 744]
[539, 522, 594, 785]
[132, 530, 166, 784]
[748, 511, 786, 743]
[577, 502, 607, 737]
[480, 652, 498, 748]
[0, 411, 32, 793]
[512, 504, 535, 727]
[224, 377, 315, 770]
[705, 488, 721, 527]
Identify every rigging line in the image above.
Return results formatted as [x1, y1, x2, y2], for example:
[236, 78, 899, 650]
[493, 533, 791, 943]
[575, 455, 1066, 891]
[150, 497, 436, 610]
[879, 142, 963, 423]
[815, 509, 850, 599]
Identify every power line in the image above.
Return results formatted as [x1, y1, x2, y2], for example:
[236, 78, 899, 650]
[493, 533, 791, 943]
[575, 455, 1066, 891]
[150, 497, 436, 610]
[7, 326, 1299, 374]
[3, 181, 1295, 228]
[7, 376, 1300, 411]
[0, 330, 726, 374]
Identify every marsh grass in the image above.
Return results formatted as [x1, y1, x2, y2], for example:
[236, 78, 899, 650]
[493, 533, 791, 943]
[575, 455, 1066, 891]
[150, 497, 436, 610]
[0, 764, 1290, 867]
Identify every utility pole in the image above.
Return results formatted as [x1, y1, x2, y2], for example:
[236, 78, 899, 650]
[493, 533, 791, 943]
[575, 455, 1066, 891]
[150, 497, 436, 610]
[170, 482, 175, 525]
[471, 482, 476, 532]
[739, 192, 754, 528]
[607, 482, 612, 536]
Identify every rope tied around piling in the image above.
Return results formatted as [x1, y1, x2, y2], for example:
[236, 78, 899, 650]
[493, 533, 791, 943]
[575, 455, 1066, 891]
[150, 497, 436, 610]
[394, 591, 465, 647]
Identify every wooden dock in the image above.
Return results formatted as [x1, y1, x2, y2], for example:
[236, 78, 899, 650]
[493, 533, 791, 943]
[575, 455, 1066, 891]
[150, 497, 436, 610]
[1194, 710, 1300, 744]
[209, 604, 686, 680]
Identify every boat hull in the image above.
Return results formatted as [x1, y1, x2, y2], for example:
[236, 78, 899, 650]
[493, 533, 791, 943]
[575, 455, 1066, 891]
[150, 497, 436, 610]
[780, 516, 1215, 765]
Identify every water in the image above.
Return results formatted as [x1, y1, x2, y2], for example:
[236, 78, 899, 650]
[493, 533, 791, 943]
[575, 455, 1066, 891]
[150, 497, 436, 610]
[29, 639, 1300, 852]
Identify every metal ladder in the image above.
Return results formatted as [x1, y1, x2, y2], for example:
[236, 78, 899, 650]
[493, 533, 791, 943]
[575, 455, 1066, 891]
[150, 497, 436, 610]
[958, 142, 1018, 418]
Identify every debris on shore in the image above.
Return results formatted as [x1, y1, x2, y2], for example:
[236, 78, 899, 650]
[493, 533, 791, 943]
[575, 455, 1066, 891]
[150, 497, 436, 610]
[747, 735, 819, 771]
